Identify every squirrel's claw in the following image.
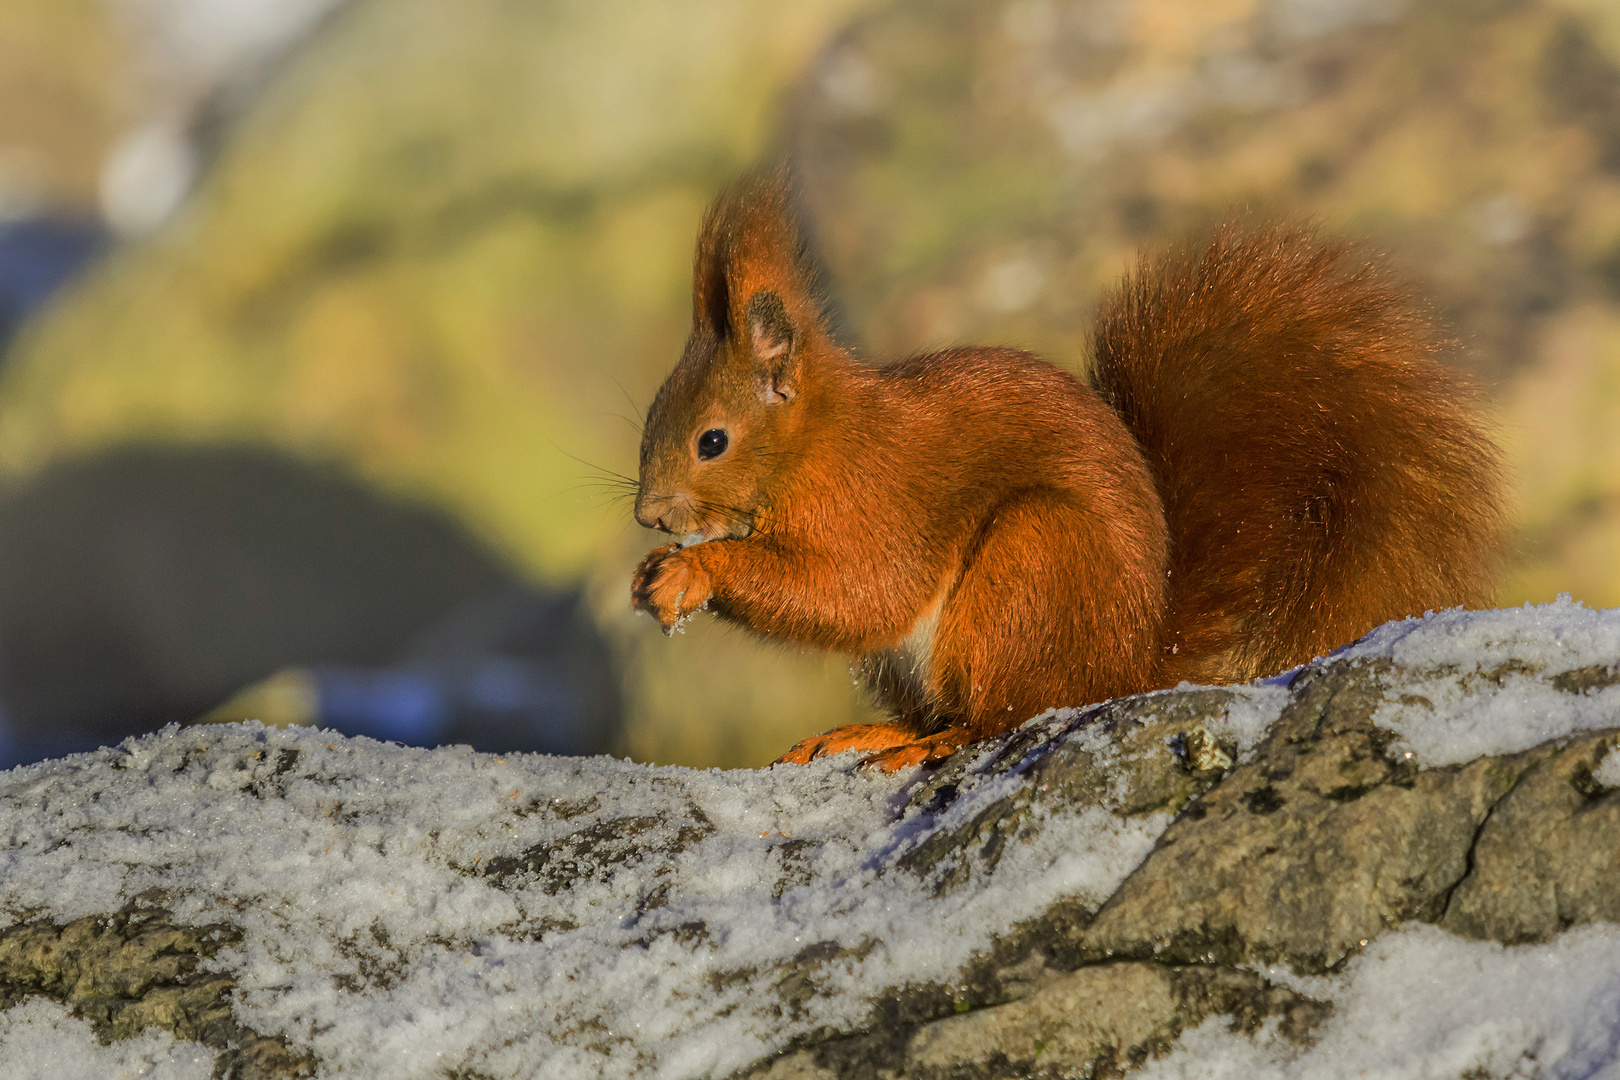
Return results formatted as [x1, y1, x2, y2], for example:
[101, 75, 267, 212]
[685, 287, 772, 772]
[856, 731, 968, 771]
[629, 544, 677, 607]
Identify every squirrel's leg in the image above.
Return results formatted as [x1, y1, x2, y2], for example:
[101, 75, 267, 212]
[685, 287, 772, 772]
[929, 489, 1165, 742]
[776, 661, 947, 768]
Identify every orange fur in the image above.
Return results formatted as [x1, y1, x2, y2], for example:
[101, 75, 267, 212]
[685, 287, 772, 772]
[631, 174, 1503, 770]
[1092, 224, 1504, 686]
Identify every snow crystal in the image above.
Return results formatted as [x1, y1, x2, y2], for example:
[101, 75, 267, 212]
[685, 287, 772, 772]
[1339, 598, 1620, 766]
[1137, 922, 1620, 1079]
[1596, 744, 1620, 791]
[1203, 684, 1291, 759]
[0, 998, 216, 1080]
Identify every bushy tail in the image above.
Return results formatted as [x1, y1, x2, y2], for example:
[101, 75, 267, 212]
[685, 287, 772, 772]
[1090, 223, 1504, 685]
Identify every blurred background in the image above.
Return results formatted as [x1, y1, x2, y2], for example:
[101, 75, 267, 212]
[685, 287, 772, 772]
[0, 0, 1617, 769]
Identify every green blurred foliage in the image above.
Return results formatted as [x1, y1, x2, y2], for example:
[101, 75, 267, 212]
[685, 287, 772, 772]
[5, 0, 1620, 767]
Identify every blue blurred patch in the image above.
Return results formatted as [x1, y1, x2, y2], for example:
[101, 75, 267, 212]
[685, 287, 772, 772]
[0, 716, 111, 772]
[312, 667, 449, 745]
[308, 646, 599, 756]
[0, 217, 108, 353]
[303, 590, 615, 756]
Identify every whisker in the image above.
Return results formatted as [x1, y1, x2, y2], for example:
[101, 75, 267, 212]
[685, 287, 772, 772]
[564, 479, 639, 496]
[563, 482, 639, 501]
[577, 476, 640, 490]
[549, 440, 641, 491]
[692, 497, 758, 526]
[609, 374, 646, 420]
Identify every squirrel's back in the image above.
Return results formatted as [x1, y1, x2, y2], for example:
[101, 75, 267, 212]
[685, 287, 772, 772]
[1091, 223, 1504, 686]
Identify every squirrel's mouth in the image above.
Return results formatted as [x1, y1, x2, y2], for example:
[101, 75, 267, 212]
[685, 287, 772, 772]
[682, 516, 754, 545]
[636, 490, 755, 541]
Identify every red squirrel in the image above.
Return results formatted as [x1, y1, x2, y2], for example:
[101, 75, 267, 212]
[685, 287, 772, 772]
[630, 172, 1503, 770]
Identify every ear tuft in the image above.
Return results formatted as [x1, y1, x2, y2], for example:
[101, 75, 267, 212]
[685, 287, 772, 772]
[687, 169, 844, 398]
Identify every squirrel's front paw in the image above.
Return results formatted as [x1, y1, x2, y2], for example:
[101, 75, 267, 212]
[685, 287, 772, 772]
[631, 545, 713, 633]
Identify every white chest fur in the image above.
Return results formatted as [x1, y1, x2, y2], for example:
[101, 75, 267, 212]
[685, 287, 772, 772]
[868, 580, 950, 706]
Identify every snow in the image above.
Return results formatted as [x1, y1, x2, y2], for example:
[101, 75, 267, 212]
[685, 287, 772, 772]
[0, 998, 215, 1080]
[1596, 744, 1620, 790]
[0, 601, 1616, 1077]
[1340, 598, 1620, 766]
[0, 720, 1172, 1078]
[1137, 923, 1620, 1080]
[1196, 684, 1292, 761]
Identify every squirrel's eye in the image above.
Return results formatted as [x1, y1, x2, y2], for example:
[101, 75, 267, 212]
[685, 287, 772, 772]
[697, 428, 729, 460]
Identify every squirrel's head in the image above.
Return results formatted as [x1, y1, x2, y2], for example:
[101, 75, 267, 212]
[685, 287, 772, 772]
[635, 171, 841, 543]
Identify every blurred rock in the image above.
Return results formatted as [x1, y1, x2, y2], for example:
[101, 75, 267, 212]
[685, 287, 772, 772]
[205, 588, 623, 756]
[0, 446, 620, 765]
[100, 0, 355, 234]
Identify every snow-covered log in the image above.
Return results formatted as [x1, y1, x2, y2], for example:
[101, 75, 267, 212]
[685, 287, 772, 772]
[2, 602, 1619, 1079]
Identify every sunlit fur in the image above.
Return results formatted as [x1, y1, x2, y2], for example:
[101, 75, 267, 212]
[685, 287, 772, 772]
[631, 173, 1504, 770]
[1093, 223, 1504, 687]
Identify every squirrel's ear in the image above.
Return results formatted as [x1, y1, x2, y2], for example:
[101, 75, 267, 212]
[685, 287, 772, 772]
[691, 200, 732, 339]
[745, 291, 797, 403]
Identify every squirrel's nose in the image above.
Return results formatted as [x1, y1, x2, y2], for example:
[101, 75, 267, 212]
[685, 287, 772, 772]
[634, 491, 685, 533]
[633, 494, 662, 531]
[634, 502, 671, 533]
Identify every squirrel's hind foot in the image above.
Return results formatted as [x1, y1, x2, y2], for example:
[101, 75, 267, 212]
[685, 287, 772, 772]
[775, 722, 968, 771]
